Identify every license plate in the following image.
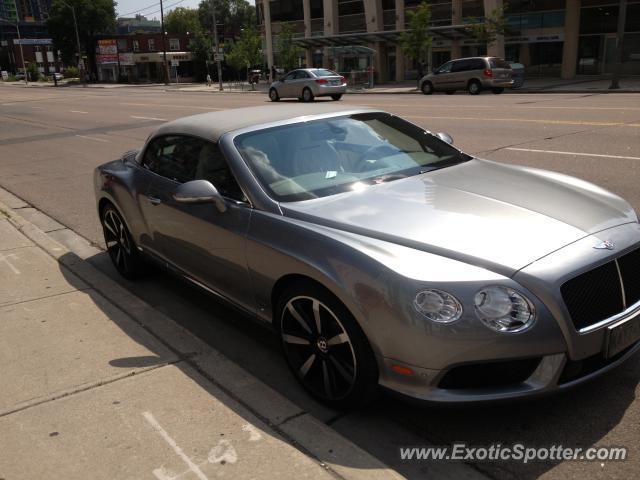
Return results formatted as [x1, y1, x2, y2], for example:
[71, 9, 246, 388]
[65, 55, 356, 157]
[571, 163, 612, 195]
[605, 311, 640, 358]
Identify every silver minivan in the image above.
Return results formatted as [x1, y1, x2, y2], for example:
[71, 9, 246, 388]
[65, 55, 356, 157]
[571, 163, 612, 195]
[420, 57, 514, 95]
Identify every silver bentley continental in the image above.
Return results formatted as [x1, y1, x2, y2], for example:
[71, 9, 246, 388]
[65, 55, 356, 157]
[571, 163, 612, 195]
[94, 104, 640, 408]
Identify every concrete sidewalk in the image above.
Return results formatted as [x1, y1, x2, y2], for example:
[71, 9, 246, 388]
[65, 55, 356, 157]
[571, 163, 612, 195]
[0, 194, 403, 480]
[4, 75, 639, 94]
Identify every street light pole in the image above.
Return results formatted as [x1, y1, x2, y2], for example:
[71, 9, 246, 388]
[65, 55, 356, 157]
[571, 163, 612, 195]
[210, 0, 223, 91]
[159, 0, 170, 85]
[59, 0, 85, 87]
[0, 16, 27, 86]
[609, 0, 628, 90]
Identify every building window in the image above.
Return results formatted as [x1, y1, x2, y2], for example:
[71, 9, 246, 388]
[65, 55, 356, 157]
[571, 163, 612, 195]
[169, 38, 180, 51]
[133, 40, 140, 52]
[148, 39, 156, 51]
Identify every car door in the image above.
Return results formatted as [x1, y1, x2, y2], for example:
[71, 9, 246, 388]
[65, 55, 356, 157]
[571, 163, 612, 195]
[432, 61, 453, 89]
[450, 59, 471, 88]
[280, 71, 298, 97]
[293, 70, 312, 96]
[139, 134, 254, 311]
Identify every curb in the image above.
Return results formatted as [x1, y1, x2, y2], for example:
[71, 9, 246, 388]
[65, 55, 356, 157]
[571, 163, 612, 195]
[0, 187, 404, 480]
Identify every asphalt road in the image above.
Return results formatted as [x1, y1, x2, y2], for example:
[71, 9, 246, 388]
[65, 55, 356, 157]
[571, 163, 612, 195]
[2, 84, 640, 480]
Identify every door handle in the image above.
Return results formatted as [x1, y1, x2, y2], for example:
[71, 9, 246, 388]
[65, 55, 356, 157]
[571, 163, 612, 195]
[147, 195, 162, 205]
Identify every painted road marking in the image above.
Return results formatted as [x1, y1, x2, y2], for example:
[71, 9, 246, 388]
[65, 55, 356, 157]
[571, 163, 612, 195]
[405, 114, 640, 128]
[356, 102, 640, 112]
[506, 147, 640, 161]
[143, 411, 210, 480]
[0, 253, 20, 274]
[75, 135, 109, 143]
[121, 102, 223, 111]
[70, 110, 88, 114]
[130, 115, 168, 121]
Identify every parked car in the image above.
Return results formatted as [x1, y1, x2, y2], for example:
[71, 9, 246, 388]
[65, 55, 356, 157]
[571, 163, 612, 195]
[420, 56, 514, 95]
[269, 68, 347, 102]
[95, 104, 640, 408]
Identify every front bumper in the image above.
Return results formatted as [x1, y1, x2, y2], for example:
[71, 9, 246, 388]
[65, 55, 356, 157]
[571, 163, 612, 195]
[375, 222, 640, 403]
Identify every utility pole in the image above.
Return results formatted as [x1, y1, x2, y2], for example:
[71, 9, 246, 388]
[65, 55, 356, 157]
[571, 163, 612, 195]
[59, 1, 85, 86]
[159, 0, 170, 85]
[609, 0, 628, 90]
[0, 17, 27, 86]
[210, 0, 223, 91]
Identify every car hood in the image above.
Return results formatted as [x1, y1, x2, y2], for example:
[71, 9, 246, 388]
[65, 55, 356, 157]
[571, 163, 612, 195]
[281, 159, 637, 276]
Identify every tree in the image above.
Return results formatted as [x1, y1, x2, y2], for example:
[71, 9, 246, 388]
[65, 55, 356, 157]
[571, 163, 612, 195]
[276, 24, 302, 72]
[47, 0, 116, 65]
[399, 2, 433, 82]
[226, 27, 262, 83]
[198, 0, 256, 42]
[465, 2, 510, 50]
[165, 7, 201, 34]
[189, 31, 213, 82]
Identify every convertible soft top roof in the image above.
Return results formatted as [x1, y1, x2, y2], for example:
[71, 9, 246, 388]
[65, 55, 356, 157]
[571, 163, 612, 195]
[154, 103, 376, 142]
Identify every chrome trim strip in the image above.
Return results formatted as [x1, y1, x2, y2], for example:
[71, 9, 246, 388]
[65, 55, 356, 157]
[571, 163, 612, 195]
[579, 298, 640, 334]
[614, 258, 627, 310]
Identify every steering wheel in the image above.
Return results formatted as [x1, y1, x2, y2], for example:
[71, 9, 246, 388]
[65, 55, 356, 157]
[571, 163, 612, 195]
[354, 144, 398, 172]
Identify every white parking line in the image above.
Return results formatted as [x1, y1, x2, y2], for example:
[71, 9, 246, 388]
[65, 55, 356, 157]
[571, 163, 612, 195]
[131, 115, 168, 121]
[75, 135, 108, 143]
[142, 411, 209, 480]
[70, 110, 88, 114]
[506, 147, 640, 161]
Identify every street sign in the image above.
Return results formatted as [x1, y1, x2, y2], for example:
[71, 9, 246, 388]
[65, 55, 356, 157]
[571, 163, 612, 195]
[171, 60, 179, 67]
[213, 53, 224, 62]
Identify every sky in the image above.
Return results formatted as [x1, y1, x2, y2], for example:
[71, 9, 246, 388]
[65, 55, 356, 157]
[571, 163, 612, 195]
[115, 1, 204, 19]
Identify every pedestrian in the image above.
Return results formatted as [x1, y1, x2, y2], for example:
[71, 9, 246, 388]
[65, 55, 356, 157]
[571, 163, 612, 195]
[206, 73, 212, 87]
[271, 65, 277, 82]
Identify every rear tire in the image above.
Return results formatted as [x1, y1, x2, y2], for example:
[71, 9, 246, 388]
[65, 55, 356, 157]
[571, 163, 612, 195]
[468, 80, 482, 95]
[275, 281, 379, 409]
[101, 203, 146, 279]
[421, 81, 434, 95]
[491, 87, 504, 94]
[302, 87, 314, 102]
[269, 88, 280, 101]
[331, 94, 342, 101]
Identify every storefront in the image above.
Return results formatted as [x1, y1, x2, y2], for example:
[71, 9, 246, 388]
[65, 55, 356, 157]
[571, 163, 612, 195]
[96, 39, 119, 82]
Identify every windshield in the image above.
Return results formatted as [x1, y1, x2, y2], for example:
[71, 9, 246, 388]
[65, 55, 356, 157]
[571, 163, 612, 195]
[234, 112, 471, 202]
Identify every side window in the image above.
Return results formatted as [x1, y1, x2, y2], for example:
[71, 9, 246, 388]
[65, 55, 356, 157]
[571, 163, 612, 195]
[284, 71, 297, 81]
[193, 141, 246, 202]
[297, 70, 310, 79]
[471, 59, 487, 71]
[437, 61, 453, 74]
[451, 60, 470, 72]
[142, 135, 201, 183]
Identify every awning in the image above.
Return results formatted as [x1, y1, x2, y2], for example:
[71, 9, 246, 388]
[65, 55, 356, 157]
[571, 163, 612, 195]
[293, 24, 476, 48]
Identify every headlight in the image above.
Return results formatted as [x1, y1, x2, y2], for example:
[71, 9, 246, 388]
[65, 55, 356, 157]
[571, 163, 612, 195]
[474, 286, 535, 333]
[414, 289, 463, 324]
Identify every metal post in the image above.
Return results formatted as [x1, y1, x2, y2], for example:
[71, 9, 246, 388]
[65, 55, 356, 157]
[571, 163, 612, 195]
[70, 7, 85, 86]
[210, 0, 223, 91]
[159, 0, 170, 85]
[59, 1, 85, 86]
[0, 17, 27, 85]
[609, 0, 628, 90]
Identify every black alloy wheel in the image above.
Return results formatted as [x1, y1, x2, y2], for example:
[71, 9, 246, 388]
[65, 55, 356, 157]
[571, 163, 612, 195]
[277, 283, 378, 408]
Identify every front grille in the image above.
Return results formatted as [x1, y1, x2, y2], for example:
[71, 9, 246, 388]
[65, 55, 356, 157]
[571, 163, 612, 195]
[561, 247, 640, 330]
[618, 248, 640, 306]
[438, 358, 541, 390]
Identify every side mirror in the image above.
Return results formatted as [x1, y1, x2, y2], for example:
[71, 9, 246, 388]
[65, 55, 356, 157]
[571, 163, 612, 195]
[435, 132, 454, 145]
[173, 180, 227, 212]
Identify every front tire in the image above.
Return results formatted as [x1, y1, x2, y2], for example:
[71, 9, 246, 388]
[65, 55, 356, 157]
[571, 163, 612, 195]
[302, 87, 314, 102]
[276, 282, 378, 409]
[101, 204, 145, 279]
[421, 81, 434, 95]
[468, 80, 482, 95]
[269, 88, 280, 101]
[331, 94, 342, 101]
